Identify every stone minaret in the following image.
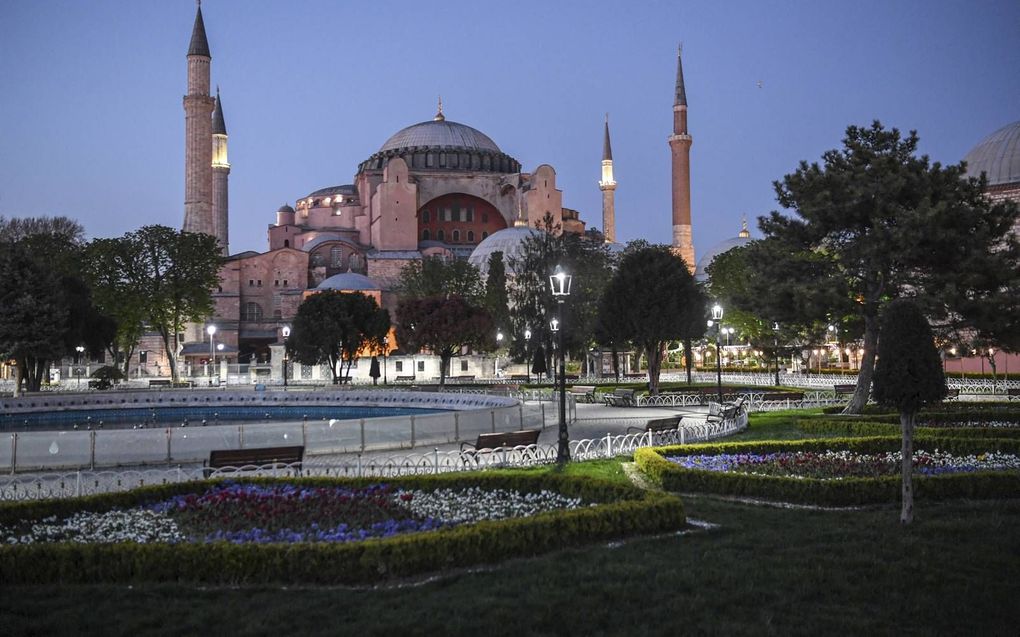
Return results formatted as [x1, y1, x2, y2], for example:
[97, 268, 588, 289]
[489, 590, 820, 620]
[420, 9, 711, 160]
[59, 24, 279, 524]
[182, 2, 215, 239]
[669, 44, 695, 272]
[211, 88, 230, 254]
[599, 114, 617, 244]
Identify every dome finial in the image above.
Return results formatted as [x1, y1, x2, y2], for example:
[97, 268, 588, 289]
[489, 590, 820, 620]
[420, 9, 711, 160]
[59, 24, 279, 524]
[738, 215, 750, 238]
[434, 95, 445, 121]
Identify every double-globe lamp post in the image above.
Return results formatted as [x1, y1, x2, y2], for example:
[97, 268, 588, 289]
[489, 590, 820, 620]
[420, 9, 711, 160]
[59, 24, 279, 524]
[206, 325, 216, 386]
[773, 322, 781, 387]
[495, 331, 504, 378]
[74, 345, 85, 389]
[549, 264, 572, 464]
[282, 325, 291, 387]
[382, 335, 389, 385]
[707, 303, 724, 404]
[524, 329, 532, 383]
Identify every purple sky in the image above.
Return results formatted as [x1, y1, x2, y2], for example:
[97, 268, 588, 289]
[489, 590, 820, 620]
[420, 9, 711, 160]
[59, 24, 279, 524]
[1, 1, 1018, 262]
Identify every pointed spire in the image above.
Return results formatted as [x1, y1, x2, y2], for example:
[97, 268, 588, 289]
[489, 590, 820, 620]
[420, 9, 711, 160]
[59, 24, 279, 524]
[738, 215, 750, 238]
[434, 95, 445, 121]
[674, 42, 687, 106]
[188, 1, 211, 58]
[212, 87, 227, 135]
[602, 113, 613, 161]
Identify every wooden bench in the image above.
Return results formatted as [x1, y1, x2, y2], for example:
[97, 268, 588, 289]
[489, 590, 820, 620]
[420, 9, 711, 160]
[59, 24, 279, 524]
[627, 415, 682, 433]
[568, 385, 597, 403]
[204, 445, 304, 476]
[460, 429, 541, 452]
[509, 374, 530, 382]
[759, 392, 805, 402]
[394, 375, 415, 382]
[603, 388, 637, 407]
[833, 384, 857, 395]
[1007, 388, 1020, 401]
[452, 375, 475, 382]
[706, 396, 747, 424]
[945, 388, 960, 400]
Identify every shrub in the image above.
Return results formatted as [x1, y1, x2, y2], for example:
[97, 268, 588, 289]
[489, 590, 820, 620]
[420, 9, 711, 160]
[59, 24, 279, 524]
[797, 419, 1020, 440]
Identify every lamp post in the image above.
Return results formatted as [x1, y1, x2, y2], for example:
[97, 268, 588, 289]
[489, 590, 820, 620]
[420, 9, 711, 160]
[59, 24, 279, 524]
[549, 264, 572, 464]
[524, 329, 532, 383]
[828, 324, 840, 368]
[281, 325, 291, 388]
[382, 335, 389, 385]
[206, 325, 217, 386]
[772, 322, 781, 386]
[75, 345, 85, 389]
[709, 303, 723, 404]
[495, 331, 504, 379]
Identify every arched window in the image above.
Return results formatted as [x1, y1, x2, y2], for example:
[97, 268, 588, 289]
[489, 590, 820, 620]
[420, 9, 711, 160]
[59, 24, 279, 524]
[330, 246, 344, 268]
[482, 231, 489, 240]
[437, 229, 445, 242]
[241, 302, 263, 322]
[452, 229, 460, 243]
[422, 210, 430, 223]
[284, 239, 290, 248]
[467, 231, 474, 242]
[421, 229, 430, 241]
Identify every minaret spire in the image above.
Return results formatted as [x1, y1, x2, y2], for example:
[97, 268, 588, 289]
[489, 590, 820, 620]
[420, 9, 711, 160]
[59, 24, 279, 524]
[183, 1, 216, 241]
[188, 2, 211, 58]
[669, 44, 695, 272]
[211, 87, 230, 255]
[599, 113, 617, 244]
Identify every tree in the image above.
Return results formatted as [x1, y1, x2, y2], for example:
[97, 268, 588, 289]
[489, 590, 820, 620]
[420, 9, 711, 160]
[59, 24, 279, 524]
[287, 291, 390, 384]
[394, 256, 483, 302]
[872, 299, 947, 525]
[599, 246, 703, 395]
[87, 226, 222, 382]
[483, 251, 511, 336]
[745, 122, 1019, 413]
[394, 296, 494, 386]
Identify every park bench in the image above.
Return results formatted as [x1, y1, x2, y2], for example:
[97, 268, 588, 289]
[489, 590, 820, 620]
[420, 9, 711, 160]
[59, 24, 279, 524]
[1005, 387, 1020, 401]
[394, 375, 415, 382]
[603, 388, 637, 407]
[149, 379, 172, 388]
[627, 415, 683, 434]
[452, 375, 475, 382]
[203, 445, 304, 476]
[568, 385, 597, 403]
[460, 429, 541, 453]
[945, 388, 960, 400]
[759, 391, 805, 403]
[706, 396, 747, 425]
[833, 384, 857, 395]
[509, 374, 530, 382]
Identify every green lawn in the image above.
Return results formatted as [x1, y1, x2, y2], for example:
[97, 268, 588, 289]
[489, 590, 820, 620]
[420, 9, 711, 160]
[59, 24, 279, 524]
[3, 429, 1019, 636]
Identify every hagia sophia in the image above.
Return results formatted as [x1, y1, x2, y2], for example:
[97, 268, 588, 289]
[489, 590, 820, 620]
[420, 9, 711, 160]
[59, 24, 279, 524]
[159, 3, 1015, 379]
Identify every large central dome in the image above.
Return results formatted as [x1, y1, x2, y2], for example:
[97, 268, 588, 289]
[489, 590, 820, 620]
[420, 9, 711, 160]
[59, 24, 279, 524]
[964, 120, 1020, 186]
[379, 119, 502, 154]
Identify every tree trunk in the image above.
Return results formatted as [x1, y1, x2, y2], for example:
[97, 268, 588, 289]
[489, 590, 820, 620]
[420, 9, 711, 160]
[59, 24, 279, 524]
[843, 309, 879, 414]
[646, 342, 664, 395]
[611, 345, 620, 383]
[439, 353, 450, 387]
[900, 410, 915, 525]
[159, 330, 178, 384]
[683, 338, 694, 385]
[13, 362, 23, 397]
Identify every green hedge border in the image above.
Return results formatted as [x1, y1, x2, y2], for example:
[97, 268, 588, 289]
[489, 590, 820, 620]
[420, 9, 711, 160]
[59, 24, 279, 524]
[634, 436, 1020, 506]
[0, 472, 685, 586]
[798, 418, 1020, 439]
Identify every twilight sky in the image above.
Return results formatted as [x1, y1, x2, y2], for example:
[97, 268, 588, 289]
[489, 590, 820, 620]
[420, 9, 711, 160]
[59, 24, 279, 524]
[1, 0, 1018, 261]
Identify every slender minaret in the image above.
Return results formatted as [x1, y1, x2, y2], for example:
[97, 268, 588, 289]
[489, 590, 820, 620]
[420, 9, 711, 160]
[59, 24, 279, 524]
[211, 87, 230, 254]
[182, 1, 215, 239]
[669, 43, 695, 272]
[599, 114, 617, 244]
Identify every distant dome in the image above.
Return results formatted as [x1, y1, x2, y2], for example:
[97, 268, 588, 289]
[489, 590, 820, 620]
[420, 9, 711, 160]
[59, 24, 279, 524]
[316, 272, 379, 291]
[694, 235, 753, 283]
[468, 227, 543, 278]
[277, 204, 294, 213]
[964, 120, 1020, 186]
[380, 119, 502, 154]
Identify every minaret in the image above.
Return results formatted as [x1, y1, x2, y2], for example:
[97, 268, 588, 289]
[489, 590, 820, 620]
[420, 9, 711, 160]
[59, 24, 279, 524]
[669, 43, 695, 272]
[182, 1, 216, 240]
[599, 114, 617, 244]
[211, 87, 230, 254]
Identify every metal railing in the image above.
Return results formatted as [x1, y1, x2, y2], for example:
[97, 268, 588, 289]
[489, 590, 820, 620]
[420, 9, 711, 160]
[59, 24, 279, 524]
[0, 411, 748, 501]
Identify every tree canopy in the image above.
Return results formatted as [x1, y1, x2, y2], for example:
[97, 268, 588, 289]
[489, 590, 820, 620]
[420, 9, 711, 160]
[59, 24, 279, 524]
[394, 256, 483, 302]
[287, 291, 390, 384]
[394, 295, 494, 386]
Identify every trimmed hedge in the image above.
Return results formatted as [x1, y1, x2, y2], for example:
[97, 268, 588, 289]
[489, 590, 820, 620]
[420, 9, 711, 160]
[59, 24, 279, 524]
[634, 436, 1020, 506]
[0, 472, 685, 585]
[798, 419, 1020, 440]
[822, 403, 1020, 416]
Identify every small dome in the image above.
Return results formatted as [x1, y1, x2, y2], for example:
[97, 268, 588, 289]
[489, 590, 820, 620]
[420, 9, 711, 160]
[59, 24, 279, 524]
[964, 120, 1020, 186]
[380, 119, 502, 154]
[316, 272, 379, 291]
[468, 227, 543, 278]
[694, 235, 753, 283]
[277, 204, 295, 213]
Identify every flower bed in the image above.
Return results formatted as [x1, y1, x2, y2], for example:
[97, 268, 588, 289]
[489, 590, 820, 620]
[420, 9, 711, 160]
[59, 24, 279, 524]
[798, 418, 1020, 439]
[0, 473, 685, 585]
[635, 436, 1020, 506]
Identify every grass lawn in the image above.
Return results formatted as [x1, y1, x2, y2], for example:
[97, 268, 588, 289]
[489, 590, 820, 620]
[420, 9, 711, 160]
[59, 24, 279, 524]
[3, 441, 1019, 635]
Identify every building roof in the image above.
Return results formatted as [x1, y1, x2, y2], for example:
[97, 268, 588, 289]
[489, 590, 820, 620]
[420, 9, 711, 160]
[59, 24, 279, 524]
[301, 234, 360, 253]
[694, 234, 753, 282]
[467, 226, 543, 278]
[964, 120, 1020, 186]
[277, 203, 295, 213]
[212, 90, 226, 135]
[305, 185, 356, 199]
[379, 119, 502, 154]
[187, 5, 211, 57]
[316, 272, 380, 291]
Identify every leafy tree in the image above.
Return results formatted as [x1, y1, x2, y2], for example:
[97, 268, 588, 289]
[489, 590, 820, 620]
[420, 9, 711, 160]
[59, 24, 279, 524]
[872, 299, 947, 525]
[483, 251, 511, 336]
[599, 245, 703, 394]
[394, 296, 494, 386]
[394, 256, 483, 302]
[87, 226, 222, 382]
[287, 291, 390, 384]
[744, 122, 1019, 412]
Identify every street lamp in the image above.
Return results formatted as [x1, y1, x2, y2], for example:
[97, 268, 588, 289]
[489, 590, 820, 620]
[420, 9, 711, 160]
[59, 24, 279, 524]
[708, 303, 724, 404]
[281, 325, 291, 388]
[549, 264, 572, 464]
[206, 325, 217, 386]
[524, 328, 532, 383]
[828, 324, 840, 368]
[495, 331, 504, 379]
[74, 345, 85, 389]
[382, 335, 389, 385]
[772, 322, 781, 386]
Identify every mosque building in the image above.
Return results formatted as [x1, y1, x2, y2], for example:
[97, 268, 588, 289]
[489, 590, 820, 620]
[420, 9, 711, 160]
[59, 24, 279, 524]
[174, 4, 697, 373]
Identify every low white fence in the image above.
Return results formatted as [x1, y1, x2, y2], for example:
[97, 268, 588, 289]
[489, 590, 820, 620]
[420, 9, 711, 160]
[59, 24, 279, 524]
[0, 412, 748, 501]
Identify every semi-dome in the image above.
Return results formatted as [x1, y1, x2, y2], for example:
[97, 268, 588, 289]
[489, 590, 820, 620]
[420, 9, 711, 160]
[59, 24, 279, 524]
[964, 120, 1020, 186]
[316, 272, 379, 291]
[468, 226, 543, 278]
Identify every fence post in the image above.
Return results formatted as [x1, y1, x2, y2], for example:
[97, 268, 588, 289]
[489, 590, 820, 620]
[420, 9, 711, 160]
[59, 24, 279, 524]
[166, 428, 172, 465]
[360, 418, 366, 452]
[177, 464, 183, 484]
[357, 453, 363, 478]
[239, 425, 244, 449]
[90, 430, 96, 470]
[491, 410, 496, 433]
[519, 405, 524, 430]
[605, 433, 612, 459]
[10, 433, 16, 475]
[681, 426, 686, 446]
[433, 447, 439, 474]
[454, 413, 460, 442]
[301, 421, 307, 449]
[540, 404, 546, 430]
[410, 415, 416, 448]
